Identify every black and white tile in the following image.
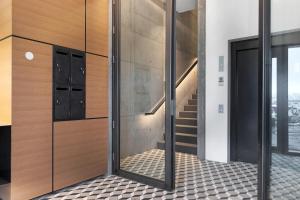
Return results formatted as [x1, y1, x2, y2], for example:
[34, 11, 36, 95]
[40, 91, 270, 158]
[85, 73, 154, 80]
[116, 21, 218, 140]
[270, 153, 300, 199]
[121, 149, 165, 180]
[39, 149, 258, 200]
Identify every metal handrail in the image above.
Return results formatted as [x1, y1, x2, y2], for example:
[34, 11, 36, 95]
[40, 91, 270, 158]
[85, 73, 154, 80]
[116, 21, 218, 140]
[145, 58, 198, 115]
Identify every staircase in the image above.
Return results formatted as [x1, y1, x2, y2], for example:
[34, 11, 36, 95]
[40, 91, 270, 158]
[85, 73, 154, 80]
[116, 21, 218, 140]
[157, 92, 197, 155]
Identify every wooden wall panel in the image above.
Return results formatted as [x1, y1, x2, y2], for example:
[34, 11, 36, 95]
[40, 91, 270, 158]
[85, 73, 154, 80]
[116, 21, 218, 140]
[0, 0, 12, 39]
[86, 54, 108, 118]
[12, 0, 85, 50]
[11, 37, 52, 200]
[86, 0, 109, 56]
[54, 119, 108, 190]
[0, 38, 12, 126]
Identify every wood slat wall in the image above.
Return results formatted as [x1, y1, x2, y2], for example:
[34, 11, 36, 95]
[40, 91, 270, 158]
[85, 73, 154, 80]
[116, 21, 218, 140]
[53, 119, 108, 191]
[0, 0, 12, 40]
[86, 0, 109, 56]
[0, 1, 109, 199]
[12, 0, 85, 51]
[86, 54, 108, 118]
[0, 38, 12, 126]
[1, 0, 109, 56]
[11, 37, 52, 200]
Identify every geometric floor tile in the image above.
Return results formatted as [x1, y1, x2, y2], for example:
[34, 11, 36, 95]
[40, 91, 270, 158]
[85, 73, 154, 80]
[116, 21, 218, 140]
[270, 153, 300, 200]
[121, 149, 165, 180]
[38, 149, 258, 200]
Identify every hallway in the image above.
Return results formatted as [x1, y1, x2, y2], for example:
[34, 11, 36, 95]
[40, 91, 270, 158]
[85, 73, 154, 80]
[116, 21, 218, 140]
[39, 150, 258, 200]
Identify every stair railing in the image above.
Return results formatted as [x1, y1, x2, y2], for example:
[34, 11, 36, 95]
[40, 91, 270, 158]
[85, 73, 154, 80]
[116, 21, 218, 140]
[145, 58, 198, 115]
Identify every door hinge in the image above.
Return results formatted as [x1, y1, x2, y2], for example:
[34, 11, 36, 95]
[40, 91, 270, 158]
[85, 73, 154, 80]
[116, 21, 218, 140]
[112, 152, 115, 161]
[112, 56, 115, 64]
[112, 0, 116, 5]
[112, 26, 115, 34]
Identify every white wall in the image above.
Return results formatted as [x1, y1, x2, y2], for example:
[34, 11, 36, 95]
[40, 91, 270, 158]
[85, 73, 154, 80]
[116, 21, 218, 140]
[206, 0, 300, 163]
[271, 0, 300, 33]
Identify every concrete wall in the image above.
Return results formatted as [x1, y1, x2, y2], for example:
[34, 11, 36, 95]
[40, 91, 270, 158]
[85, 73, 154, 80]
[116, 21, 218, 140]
[176, 66, 198, 117]
[205, 0, 300, 163]
[119, 0, 197, 158]
[119, 0, 165, 158]
[176, 8, 198, 80]
[197, 0, 206, 160]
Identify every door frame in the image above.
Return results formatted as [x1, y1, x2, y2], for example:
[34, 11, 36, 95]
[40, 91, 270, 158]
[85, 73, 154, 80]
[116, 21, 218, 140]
[111, 0, 176, 190]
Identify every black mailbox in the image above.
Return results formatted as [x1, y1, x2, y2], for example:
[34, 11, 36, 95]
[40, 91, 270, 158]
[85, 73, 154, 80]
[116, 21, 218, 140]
[71, 52, 85, 87]
[54, 48, 70, 88]
[54, 89, 70, 121]
[70, 89, 85, 120]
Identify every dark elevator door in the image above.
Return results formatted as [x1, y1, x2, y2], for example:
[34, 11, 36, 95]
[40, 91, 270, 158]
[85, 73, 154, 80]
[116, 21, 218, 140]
[236, 49, 259, 163]
[231, 39, 259, 164]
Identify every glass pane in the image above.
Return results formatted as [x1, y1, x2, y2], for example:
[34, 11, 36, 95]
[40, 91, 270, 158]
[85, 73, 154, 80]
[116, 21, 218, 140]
[272, 58, 278, 147]
[119, 0, 166, 181]
[288, 47, 300, 152]
[270, 1, 300, 199]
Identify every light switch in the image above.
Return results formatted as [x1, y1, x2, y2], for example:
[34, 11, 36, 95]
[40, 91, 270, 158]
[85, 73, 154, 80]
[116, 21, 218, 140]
[218, 104, 224, 113]
[218, 77, 224, 86]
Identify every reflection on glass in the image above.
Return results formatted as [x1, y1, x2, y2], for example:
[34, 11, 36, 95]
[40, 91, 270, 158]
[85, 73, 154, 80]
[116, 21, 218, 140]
[272, 58, 278, 147]
[119, 0, 166, 181]
[269, 1, 300, 199]
[288, 47, 300, 152]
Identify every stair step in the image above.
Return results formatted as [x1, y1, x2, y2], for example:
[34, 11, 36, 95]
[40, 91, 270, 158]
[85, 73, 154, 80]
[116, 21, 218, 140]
[179, 111, 197, 119]
[176, 133, 197, 144]
[157, 141, 197, 155]
[192, 94, 197, 99]
[184, 105, 197, 111]
[176, 118, 197, 126]
[188, 99, 197, 105]
[176, 125, 197, 134]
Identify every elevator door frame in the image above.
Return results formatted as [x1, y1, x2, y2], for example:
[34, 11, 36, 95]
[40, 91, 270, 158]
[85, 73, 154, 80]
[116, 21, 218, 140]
[230, 38, 260, 164]
[111, 0, 176, 190]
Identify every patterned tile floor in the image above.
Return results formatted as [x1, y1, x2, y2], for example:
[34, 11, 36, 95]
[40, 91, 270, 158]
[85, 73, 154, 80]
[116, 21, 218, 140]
[270, 153, 300, 199]
[121, 149, 165, 180]
[39, 149, 258, 200]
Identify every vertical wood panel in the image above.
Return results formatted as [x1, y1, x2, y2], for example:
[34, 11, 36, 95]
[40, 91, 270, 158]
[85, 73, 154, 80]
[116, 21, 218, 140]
[86, 0, 109, 56]
[54, 119, 108, 190]
[11, 37, 52, 200]
[86, 54, 108, 118]
[0, 0, 12, 39]
[13, 0, 85, 50]
[0, 38, 12, 126]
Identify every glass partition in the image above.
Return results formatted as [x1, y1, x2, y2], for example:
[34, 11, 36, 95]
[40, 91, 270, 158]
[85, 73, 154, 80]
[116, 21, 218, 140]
[115, 0, 176, 190]
[269, 1, 300, 198]
[288, 47, 300, 153]
[119, 0, 167, 181]
[272, 58, 278, 148]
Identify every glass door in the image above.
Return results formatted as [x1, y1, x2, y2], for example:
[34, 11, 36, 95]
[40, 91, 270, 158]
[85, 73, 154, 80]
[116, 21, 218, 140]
[112, 0, 176, 190]
[268, 1, 300, 198]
